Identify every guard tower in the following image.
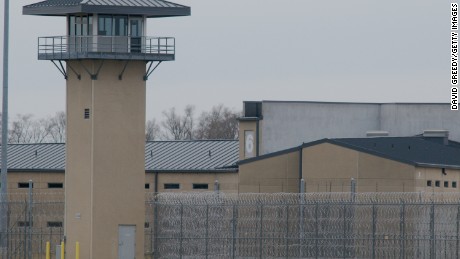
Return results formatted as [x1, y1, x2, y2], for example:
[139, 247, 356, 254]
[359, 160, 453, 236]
[23, 1, 190, 258]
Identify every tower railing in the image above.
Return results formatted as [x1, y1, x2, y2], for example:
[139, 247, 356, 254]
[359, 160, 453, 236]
[37, 36, 175, 61]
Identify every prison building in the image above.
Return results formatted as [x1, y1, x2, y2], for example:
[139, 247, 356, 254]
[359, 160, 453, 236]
[0, 140, 238, 194]
[239, 101, 460, 157]
[238, 131, 460, 193]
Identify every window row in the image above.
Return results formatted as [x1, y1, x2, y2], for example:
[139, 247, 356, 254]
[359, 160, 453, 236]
[144, 183, 209, 190]
[17, 182, 63, 189]
[427, 180, 457, 188]
[17, 221, 62, 228]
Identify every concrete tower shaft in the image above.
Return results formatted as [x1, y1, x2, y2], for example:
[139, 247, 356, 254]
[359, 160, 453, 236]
[65, 60, 146, 258]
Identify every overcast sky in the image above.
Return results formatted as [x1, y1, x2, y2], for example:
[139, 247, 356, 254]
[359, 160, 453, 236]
[0, 0, 451, 120]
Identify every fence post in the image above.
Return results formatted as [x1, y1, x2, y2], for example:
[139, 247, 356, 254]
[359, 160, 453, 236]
[205, 203, 209, 259]
[180, 203, 183, 259]
[214, 180, 219, 195]
[372, 204, 376, 259]
[400, 201, 405, 259]
[315, 202, 319, 259]
[343, 203, 347, 259]
[430, 202, 435, 259]
[232, 204, 237, 259]
[457, 204, 460, 259]
[285, 203, 289, 259]
[299, 179, 305, 258]
[350, 178, 356, 201]
[28, 179, 33, 259]
[153, 194, 158, 259]
[259, 204, 263, 259]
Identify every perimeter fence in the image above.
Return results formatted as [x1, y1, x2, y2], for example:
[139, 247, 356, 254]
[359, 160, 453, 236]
[145, 192, 460, 259]
[0, 191, 64, 259]
[1, 189, 460, 258]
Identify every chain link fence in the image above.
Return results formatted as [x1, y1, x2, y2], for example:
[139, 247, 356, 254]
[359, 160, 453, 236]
[146, 192, 460, 259]
[0, 191, 64, 259]
[1, 187, 460, 258]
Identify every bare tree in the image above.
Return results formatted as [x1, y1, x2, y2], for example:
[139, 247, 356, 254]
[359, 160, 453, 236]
[30, 118, 54, 143]
[194, 104, 240, 140]
[8, 114, 34, 144]
[145, 118, 161, 141]
[161, 105, 195, 140]
[48, 111, 66, 143]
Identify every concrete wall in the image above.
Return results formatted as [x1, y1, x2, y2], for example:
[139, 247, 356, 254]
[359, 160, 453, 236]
[261, 102, 380, 154]
[239, 150, 300, 193]
[380, 104, 460, 140]
[302, 143, 416, 192]
[66, 60, 146, 259]
[260, 101, 460, 154]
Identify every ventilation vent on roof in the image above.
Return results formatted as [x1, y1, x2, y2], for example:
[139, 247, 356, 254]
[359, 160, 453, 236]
[423, 130, 449, 145]
[366, 131, 389, 138]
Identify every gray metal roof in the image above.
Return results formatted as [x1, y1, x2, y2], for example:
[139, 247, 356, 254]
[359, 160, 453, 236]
[331, 137, 460, 169]
[1, 140, 238, 172]
[239, 136, 460, 169]
[23, 0, 190, 17]
[145, 140, 239, 172]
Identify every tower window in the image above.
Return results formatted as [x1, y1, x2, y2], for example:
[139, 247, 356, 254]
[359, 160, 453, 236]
[84, 109, 90, 119]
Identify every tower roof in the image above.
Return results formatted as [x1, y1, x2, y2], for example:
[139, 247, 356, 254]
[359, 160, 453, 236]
[23, 0, 190, 17]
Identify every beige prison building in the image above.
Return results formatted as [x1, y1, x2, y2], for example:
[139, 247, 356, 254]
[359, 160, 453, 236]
[5, 133, 460, 196]
[238, 133, 460, 193]
[3, 140, 238, 194]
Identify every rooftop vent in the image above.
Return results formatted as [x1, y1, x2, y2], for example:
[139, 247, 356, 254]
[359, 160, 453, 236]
[366, 131, 389, 138]
[423, 130, 449, 145]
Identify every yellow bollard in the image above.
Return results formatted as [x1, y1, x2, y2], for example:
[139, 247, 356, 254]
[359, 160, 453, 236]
[61, 241, 65, 259]
[45, 241, 50, 259]
[75, 242, 80, 259]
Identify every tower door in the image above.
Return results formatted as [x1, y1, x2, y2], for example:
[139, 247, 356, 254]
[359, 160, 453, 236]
[118, 225, 136, 259]
[130, 18, 143, 53]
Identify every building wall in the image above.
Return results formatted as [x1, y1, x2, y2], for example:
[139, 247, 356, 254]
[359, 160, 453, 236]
[380, 104, 460, 140]
[145, 172, 238, 193]
[7, 171, 65, 192]
[261, 102, 380, 154]
[259, 101, 460, 155]
[239, 150, 300, 193]
[238, 120, 259, 160]
[6, 170, 238, 194]
[415, 167, 460, 193]
[302, 143, 416, 192]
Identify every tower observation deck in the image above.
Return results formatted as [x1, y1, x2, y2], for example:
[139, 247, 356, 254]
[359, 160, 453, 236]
[24, 0, 190, 62]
